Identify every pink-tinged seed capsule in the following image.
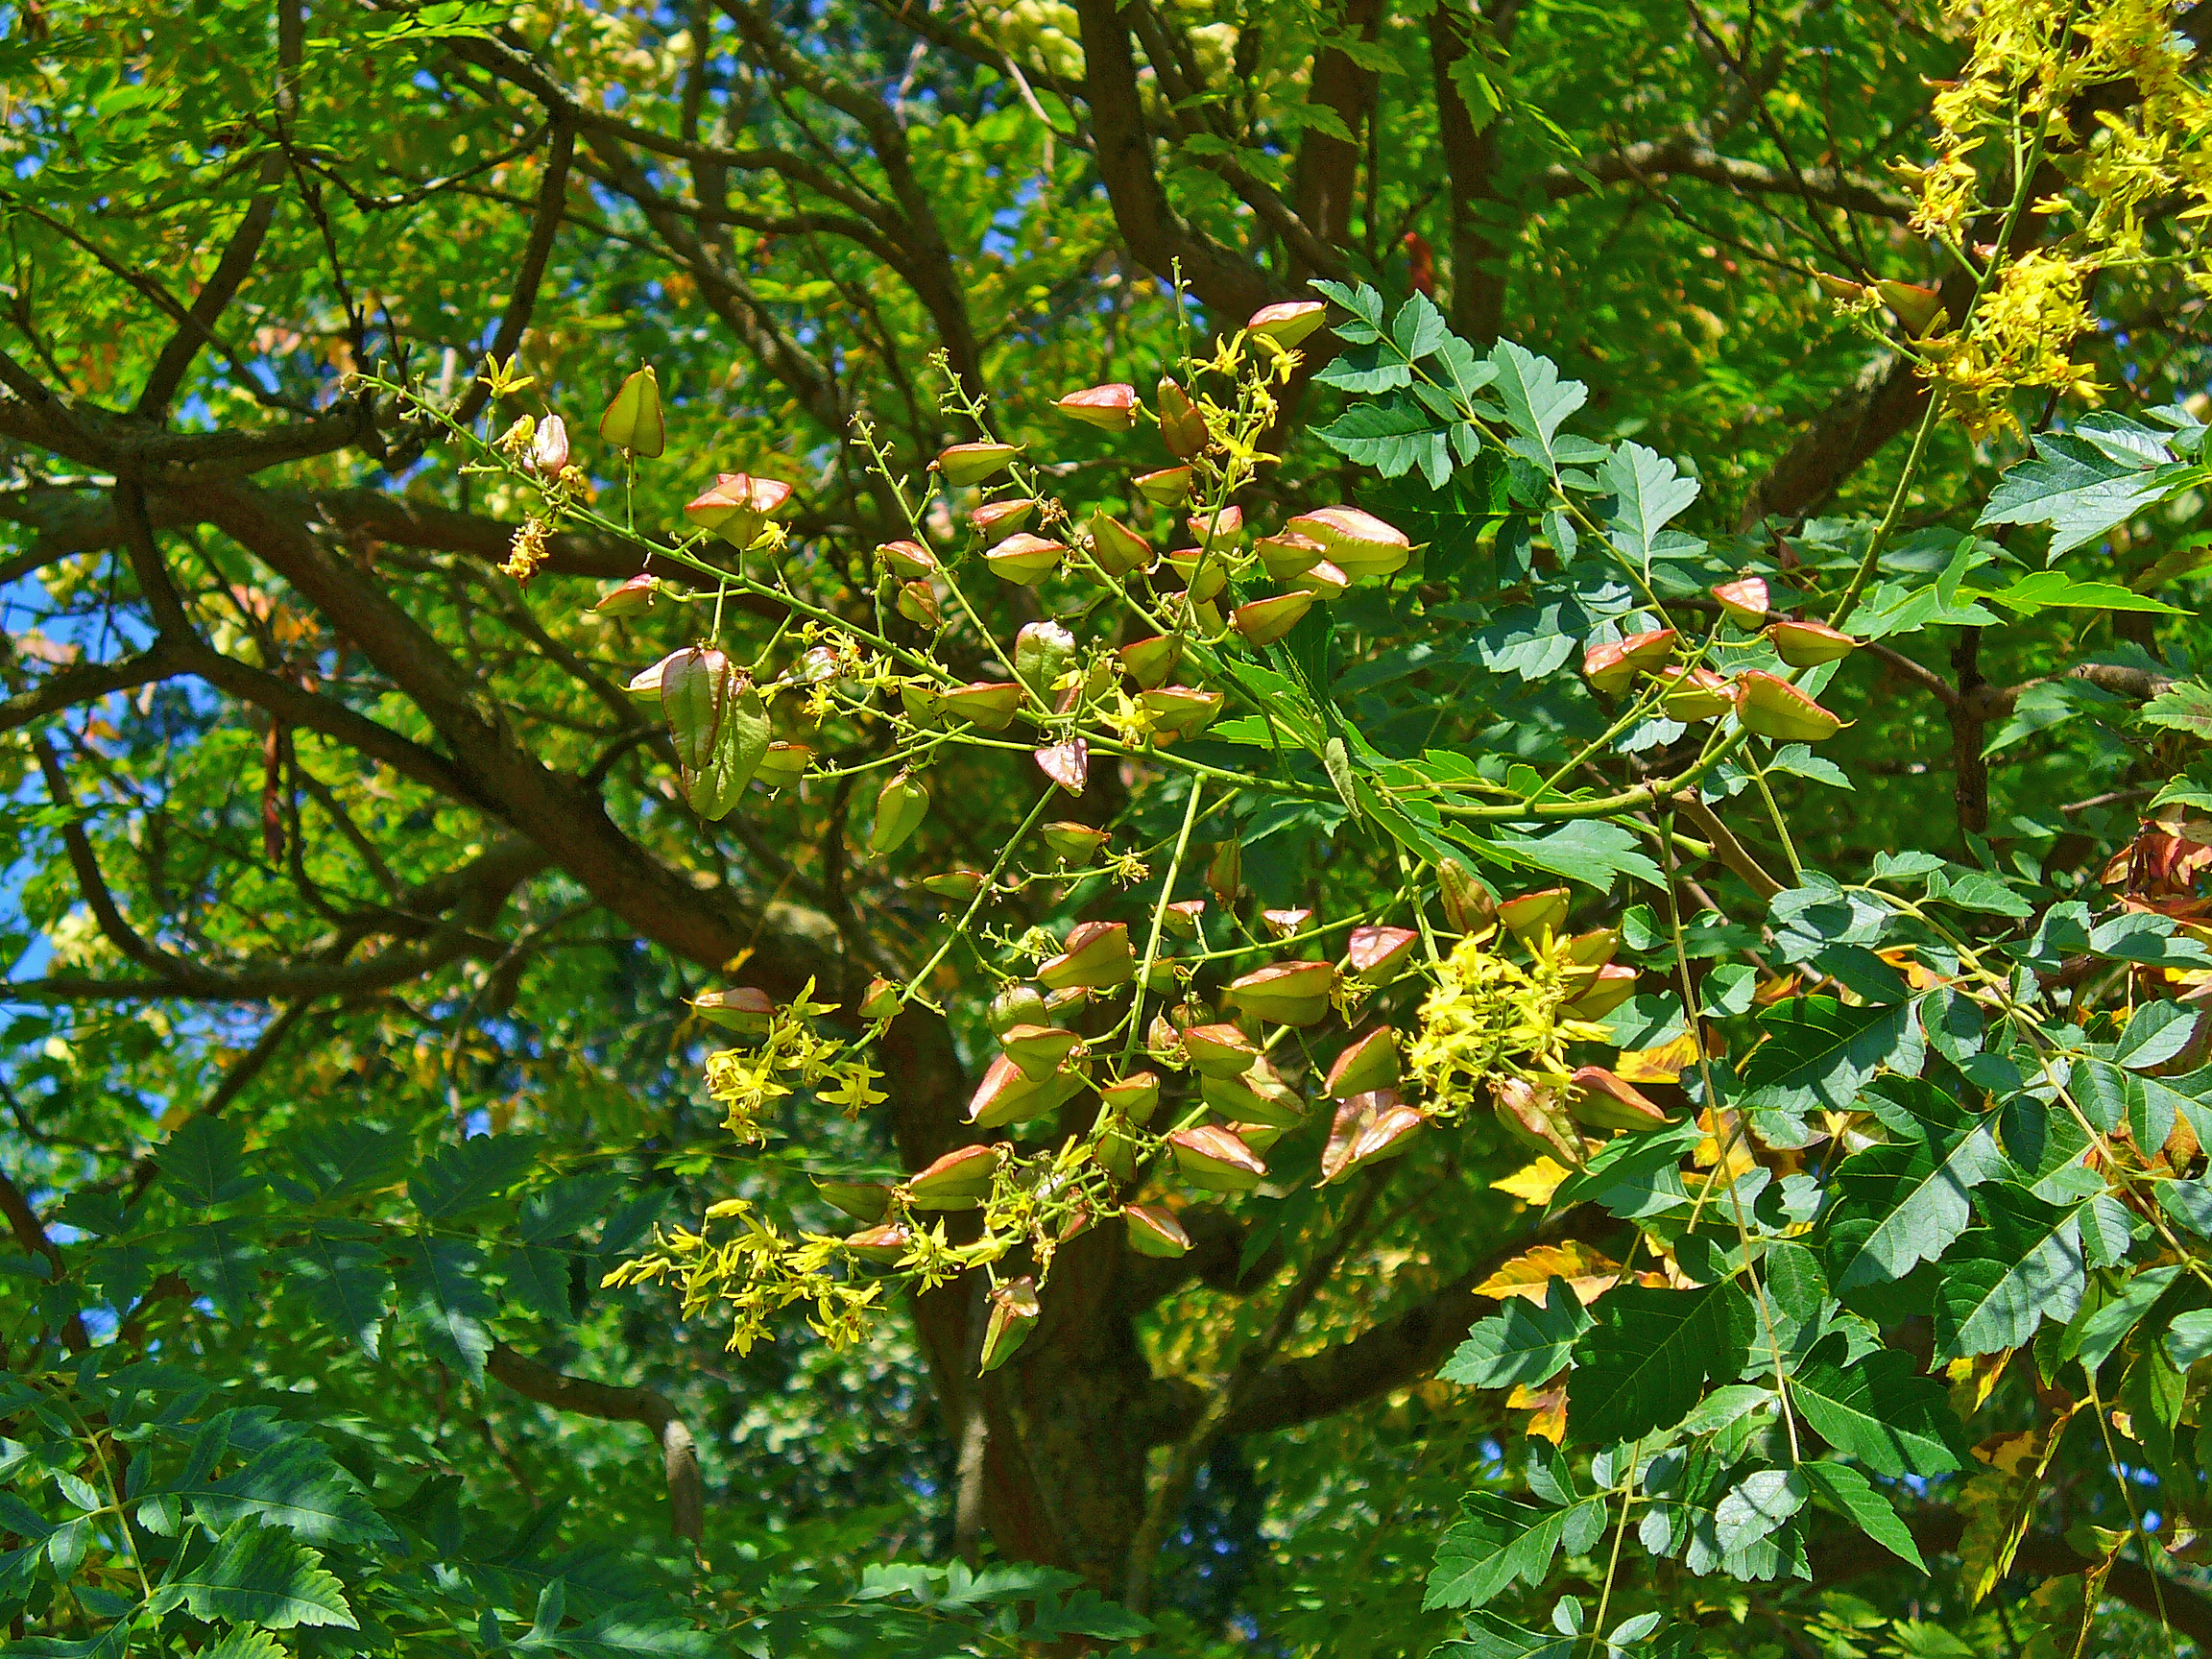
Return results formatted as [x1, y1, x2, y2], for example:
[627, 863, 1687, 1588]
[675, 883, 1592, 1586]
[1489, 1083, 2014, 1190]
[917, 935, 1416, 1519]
[1245, 300, 1328, 347]
[1055, 382, 1138, 431]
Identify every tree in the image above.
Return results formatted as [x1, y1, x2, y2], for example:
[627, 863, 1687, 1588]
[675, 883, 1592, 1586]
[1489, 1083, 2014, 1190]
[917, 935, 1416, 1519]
[3, 0, 2212, 1654]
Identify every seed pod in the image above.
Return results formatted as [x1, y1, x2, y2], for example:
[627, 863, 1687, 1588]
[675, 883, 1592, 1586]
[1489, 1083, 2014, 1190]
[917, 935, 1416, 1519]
[1124, 1204, 1192, 1258]
[1101, 1070, 1161, 1124]
[1713, 576, 1770, 627]
[1189, 505, 1244, 547]
[1261, 906, 1313, 939]
[908, 1144, 998, 1209]
[598, 366, 664, 456]
[1200, 1059, 1306, 1128]
[531, 414, 570, 476]
[1094, 1115, 1140, 1180]
[1089, 512, 1154, 577]
[1183, 1022, 1262, 1079]
[1225, 959, 1335, 1026]
[1254, 530, 1327, 580]
[1767, 618, 1860, 667]
[1146, 1012, 1184, 1062]
[1874, 279, 1946, 336]
[1497, 886, 1570, 944]
[984, 532, 1066, 585]
[591, 574, 658, 618]
[1044, 822, 1111, 862]
[1567, 927, 1619, 968]
[1581, 627, 1678, 695]
[1246, 300, 1328, 347]
[1119, 635, 1182, 689]
[1567, 1065, 1674, 1131]
[940, 681, 1024, 731]
[1133, 466, 1193, 506]
[1000, 1023, 1081, 1081]
[878, 540, 938, 580]
[1014, 620, 1077, 696]
[871, 772, 930, 854]
[1035, 739, 1089, 795]
[988, 982, 1048, 1036]
[936, 441, 1022, 488]
[1163, 898, 1207, 938]
[844, 1222, 912, 1264]
[1056, 382, 1139, 431]
[971, 497, 1038, 542]
[1139, 685, 1224, 741]
[815, 1178, 893, 1223]
[900, 683, 946, 728]
[1435, 859, 1496, 933]
[1326, 1028, 1400, 1099]
[662, 649, 768, 821]
[1346, 925, 1420, 986]
[1233, 589, 1316, 648]
[1039, 920, 1137, 991]
[1046, 984, 1092, 1018]
[1168, 1125, 1267, 1193]
[979, 1277, 1039, 1372]
[1157, 377, 1208, 458]
[1230, 1120, 1288, 1153]
[755, 741, 811, 792]
[684, 473, 794, 547]
[1289, 559, 1351, 601]
[1164, 548, 1228, 602]
[1814, 271, 1866, 303]
[1207, 840, 1243, 910]
[1321, 1091, 1427, 1184]
[1657, 665, 1733, 722]
[896, 581, 941, 627]
[1284, 506, 1411, 579]
[625, 651, 684, 706]
[1490, 1075, 1581, 1163]
[691, 987, 774, 1035]
[858, 977, 902, 1022]
[1734, 670, 1845, 742]
[1563, 964, 1639, 1020]
[922, 869, 988, 902]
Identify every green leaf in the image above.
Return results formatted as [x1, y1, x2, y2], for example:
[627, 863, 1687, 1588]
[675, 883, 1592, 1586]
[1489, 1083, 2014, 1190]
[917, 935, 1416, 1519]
[1438, 1612, 1579, 1659]
[1425, 1493, 1564, 1610]
[1312, 391, 1452, 484]
[290, 1230, 388, 1356]
[1712, 1468, 1805, 1553]
[537, 1606, 714, 1659]
[1931, 1187, 2086, 1359]
[408, 1134, 541, 1221]
[161, 1520, 356, 1629]
[1799, 1462, 1926, 1571]
[1822, 1114, 2005, 1290]
[2165, 1310, 2212, 1369]
[2139, 681, 2212, 740]
[1790, 1335, 1963, 1477]
[1494, 820, 1662, 892]
[2154, 1177, 2212, 1239]
[1602, 443, 1699, 569]
[176, 1219, 262, 1322]
[1487, 340, 1587, 471]
[500, 1243, 574, 1326]
[1981, 571, 2185, 614]
[1442, 1279, 1592, 1389]
[396, 1238, 495, 1382]
[163, 1118, 261, 1209]
[2063, 1264, 2183, 1373]
[1568, 1282, 1755, 1447]
[1739, 997, 1923, 1116]
[2116, 1000, 2197, 1070]
[176, 1432, 396, 1547]
[1977, 432, 2172, 555]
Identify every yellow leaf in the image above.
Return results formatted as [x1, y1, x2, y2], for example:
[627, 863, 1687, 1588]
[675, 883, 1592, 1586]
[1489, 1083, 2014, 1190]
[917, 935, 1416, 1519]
[1491, 1156, 1570, 1205]
[1474, 1240, 1623, 1306]
[1507, 1380, 1569, 1443]
[1617, 1030, 1699, 1082]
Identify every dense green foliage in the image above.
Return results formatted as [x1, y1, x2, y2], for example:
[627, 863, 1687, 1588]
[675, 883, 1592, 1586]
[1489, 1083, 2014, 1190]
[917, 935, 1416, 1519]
[5, 0, 2212, 1655]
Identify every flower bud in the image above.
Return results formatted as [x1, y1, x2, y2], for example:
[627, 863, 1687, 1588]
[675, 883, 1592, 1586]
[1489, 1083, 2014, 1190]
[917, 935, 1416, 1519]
[871, 772, 930, 854]
[907, 1143, 998, 1209]
[1168, 1125, 1267, 1192]
[844, 1222, 912, 1263]
[1200, 1059, 1306, 1128]
[1035, 739, 1089, 795]
[1345, 925, 1420, 986]
[1734, 671, 1845, 741]
[1044, 821, 1111, 862]
[1657, 665, 1733, 721]
[662, 647, 734, 773]
[1056, 382, 1139, 431]
[878, 540, 938, 580]
[900, 683, 946, 728]
[1139, 685, 1225, 741]
[1498, 886, 1570, 944]
[1094, 1117, 1140, 1180]
[1435, 860, 1495, 933]
[1000, 1023, 1081, 1081]
[531, 414, 570, 476]
[1157, 377, 1208, 458]
[1164, 547, 1228, 602]
[979, 1277, 1039, 1372]
[1814, 271, 1865, 303]
[1014, 620, 1077, 695]
[1225, 959, 1335, 1025]
[598, 366, 664, 456]
[935, 441, 1022, 488]
[1102, 1071, 1161, 1124]
[1089, 512, 1154, 577]
[1284, 507, 1410, 579]
[940, 681, 1024, 731]
[664, 648, 767, 821]
[971, 497, 1038, 541]
[1254, 530, 1327, 580]
[1246, 300, 1328, 347]
[988, 982, 1048, 1036]
[1134, 466, 1192, 506]
[984, 532, 1065, 585]
[625, 651, 684, 706]
[1326, 1028, 1400, 1099]
[1232, 589, 1316, 648]
[592, 573, 659, 617]
[1321, 1091, 1427, 1184]
[815, 1178, 893, 1222]
[1567, 927, 1619, 968]
[1039, 920, 1137, 991]
[1124, 1205, 1192, 1258]
[1567, 1065, 1674, 1131]
[691, 987, 773, 1035]
[922, 869, 988, 902]
[1767, 618, 1860, 667]
[1183, 1022, 1261, 1079]
[1230, 1120, 1288, 1153]
[1119, 635, 1182, 689]
[1713, 577, 1770, 627]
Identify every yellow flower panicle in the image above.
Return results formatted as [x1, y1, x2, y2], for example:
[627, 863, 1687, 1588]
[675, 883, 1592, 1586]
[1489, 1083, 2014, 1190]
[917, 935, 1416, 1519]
[1406, 933, 1609, 1118]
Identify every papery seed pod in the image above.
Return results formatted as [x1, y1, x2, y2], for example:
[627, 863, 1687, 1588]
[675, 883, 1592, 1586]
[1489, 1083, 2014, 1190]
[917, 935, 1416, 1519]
[1056, 382, 1139, 430]
[940, 681, 1024, 731]
[1321, 1091, 1427, 1184]
[665, 650, 768, 821]
[1044, 822, 1112, 862]
[1567, 1065, 1673, 1131]
[530, 414, 570, 476]
[756, 741, 811, 792]
[878, 540, 938, 580]
[683, 473, 794, 547]
[1089, 511, 1154, 577]
[1767, 618, 1860, 667]
[1814, 271, 1866, 303]
[1046, 984, 1092, 1019]
[1261, 906, 1313, 939]
[1254, 530, 1328, 580]
[1094, 1114, 1140, 1180]
[1039, 920, 1137, 990]
[1345, 925, 1420, 986]
[599, 366, 664, 456]
[1230, 1119, 1288, 1153]
[897, 580, 941, 627]
[922, 869, 988, 902]
[1134, 466, 1193, 506]
[1874, 279, 1946, 336]
[1169, 1125, 1267, 1192]
[691, 986, 773, 1035]
[971, 497, 1038, 541]
[844, 1222, 912, 1263]
[1200, 1059, 1305, 1127]
[1189, 505, 1244, 547]
[1285, 560, 1348, 605]
[988, 982, 1048, 1036]
[1657, 665, 1733, 721]
[815, 1178, 893, 1222]
[900, 683, 946, 728]
[661, 647, 734, 773]
[591, 575, 654, 622]
[1124, 1204, 1192, 1258]
[1233, 589, 1316, 648]
[1000, 1023, 1081, 1081]
[1035, 739, 1089, 795]
[625, 651, 684, 706]
[984, 532, 1065, 585]
[1582, 627, 1678, 695]
[979, 1277, 1039, 1372]
[936, 441, 1022, 488]
[1326, 1028, 1400, 1099]
[907, 1143, 998, 1208]
[1225, 959, 1335, 1025]
[1207, 840, 1243, 910]
[1713, 576, 1770, 627]
[965, 1052, 1067, 1128]
[1102, 1070, 1162, 1124]
[1015, 620, 1077, 696]
[1119, 635, 1182, 689]
[1146, 1012, 1185, 1063]
[1164, 548, 1229, 602]
[1490, 1075, 1581, 1163]
[1157, 377, 1208, 458]
[1734, 670, 1845, 741]
[871, 772, 930, 854]
[797, 645, 843, 684]
[1183, 1022, 1261, 1079]
[1284, 506, 1410, 579]
[1498, 887, 1570, 943]
[1058, 1204, 1094, 1243]
[1246, 300, 1328, 347]
[1139, 685, 1224, 741]
[858, 977, 902, 1022]
[1162, 898, 1207, 938]
[1563, 963, 1639, 1020]
[1566, 927, 1619, 968]
[1435, 859, 1495, 933]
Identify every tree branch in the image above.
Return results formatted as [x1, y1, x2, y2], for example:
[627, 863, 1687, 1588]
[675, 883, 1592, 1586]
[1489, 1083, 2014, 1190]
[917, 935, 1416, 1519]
[486, 1343, 704, 1542]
